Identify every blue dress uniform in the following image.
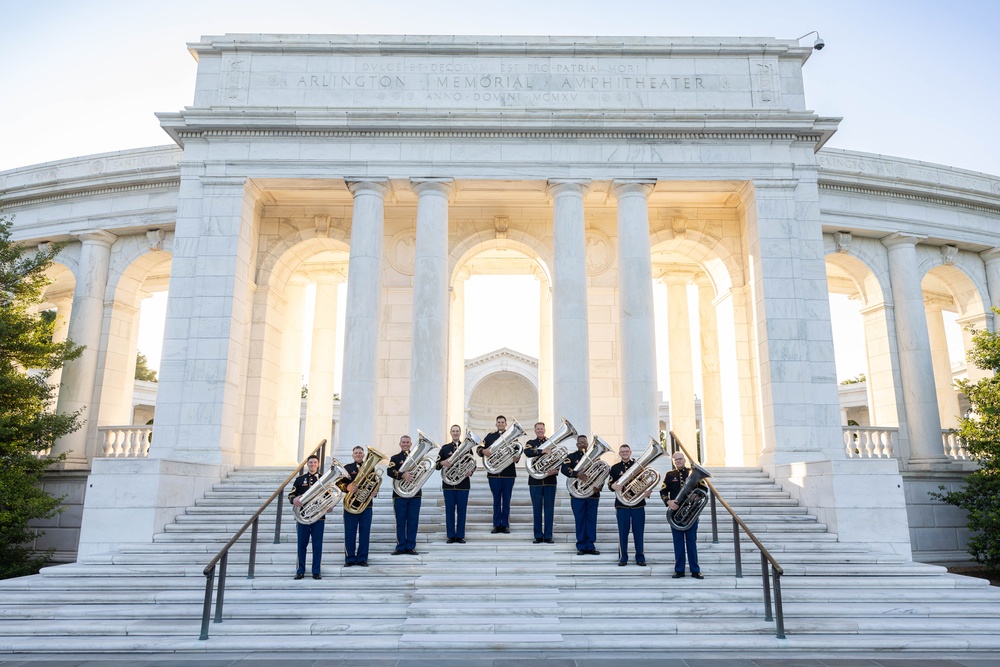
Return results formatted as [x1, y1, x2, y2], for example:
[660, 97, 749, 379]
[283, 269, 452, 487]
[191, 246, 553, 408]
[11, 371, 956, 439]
[335, 461, 372, 566]
[661, 467, 701, 576]
[288, 471, 324, 577]
[387, 450, 422, 553]
[523, 436, 557, 542]
[560, 450, 600, 554]
[436, 442, 470, 542]
[478, 430, 516, 532]
[608, 459, 646, 566]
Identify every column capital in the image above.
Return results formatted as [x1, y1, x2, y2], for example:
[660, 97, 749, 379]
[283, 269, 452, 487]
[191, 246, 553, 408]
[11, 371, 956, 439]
[346, 179, 391, 199]
[72, 229, 117, 247]
[546, 179, 590, 200]
[410, 178, 454, 199]
[611, 179, 656, 199]
[881, 232, 926, 249]
[980, 247, 1000, 264]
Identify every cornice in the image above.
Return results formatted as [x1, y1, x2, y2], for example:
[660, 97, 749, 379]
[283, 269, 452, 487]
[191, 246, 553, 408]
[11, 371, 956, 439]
[819, 183, 1000, 216]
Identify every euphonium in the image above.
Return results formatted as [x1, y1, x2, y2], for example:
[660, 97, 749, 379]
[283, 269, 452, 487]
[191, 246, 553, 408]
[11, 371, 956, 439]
[566, 435, 612, 499]
[614, 436, 666, 507]
[293, 458, 349, 525]
[441, 430, 480, 486]
[343, 446, 387, 515]
[667, 460, 713, 531]
[525, 418, 577, 480]
[392, 430, 441, 498]
[482, 419, 525, 474]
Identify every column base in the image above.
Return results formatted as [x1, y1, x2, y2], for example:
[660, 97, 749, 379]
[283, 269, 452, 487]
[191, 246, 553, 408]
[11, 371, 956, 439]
[77, 457, 229, 561]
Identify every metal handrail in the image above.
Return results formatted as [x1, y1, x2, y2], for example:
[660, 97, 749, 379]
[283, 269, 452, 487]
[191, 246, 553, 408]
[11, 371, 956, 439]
[669, 432, 786, 639]
[199, 439, 327, 640]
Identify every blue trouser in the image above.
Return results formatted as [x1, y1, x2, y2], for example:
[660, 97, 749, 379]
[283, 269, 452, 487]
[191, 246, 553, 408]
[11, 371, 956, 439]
[295, 519, 325, 576]
[443, 489, 469, 540]
[670, 518, 700, 573]
[616, 506, 646, 563]
[393, 496, 421, 551]
[343, 506, 372, 564]
[488, 477, 514, 528]
[570, 496, 599, 551]
[529, 485, 556, 540]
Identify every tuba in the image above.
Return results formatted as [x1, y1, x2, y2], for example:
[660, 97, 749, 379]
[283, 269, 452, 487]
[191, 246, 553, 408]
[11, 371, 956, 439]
[293, 458, 349, 525]
[667, 460, 713, 531]
[343, 447, 387, 515]
[392, 430, 441, 498]
[566, 435, 612, 499]
[481, 419, 525, 474]
[525, 418, 577, 480]
[614, 436, 667, 507]
[441, 430, 481, 486]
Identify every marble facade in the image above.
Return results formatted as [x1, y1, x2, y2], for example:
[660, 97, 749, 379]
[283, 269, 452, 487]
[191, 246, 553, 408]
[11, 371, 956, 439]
[3, 35, 999, 563]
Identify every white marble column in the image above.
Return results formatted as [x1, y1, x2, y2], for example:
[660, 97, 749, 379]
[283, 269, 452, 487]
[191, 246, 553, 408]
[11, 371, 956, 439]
[47, 294, 73, 404]
[304, 274, 341, 451]
[613, 180, 659, 447]
[448, 270, 468, 429]
[339, 179, 389, 450]
[409, 178, 453, 439]
[981, 248, 1000, 322]
[277, 279, 307, 463]
[537, 269, 554, 429]
[663, 271, 698, 450]
[51, 230, 117, 466]
[860, 302, 905, 429]
[882, 233, 948, 466]
[548, 179, 592, 433]
[925, 301, 961, 428]
[697, 274, 726, 465]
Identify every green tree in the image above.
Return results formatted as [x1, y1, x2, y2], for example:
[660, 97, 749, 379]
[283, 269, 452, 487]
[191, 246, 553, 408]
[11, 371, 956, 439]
[134, 351, 157, 382]
[0, 213, 84, 579]
[932, 310, 1000, 567]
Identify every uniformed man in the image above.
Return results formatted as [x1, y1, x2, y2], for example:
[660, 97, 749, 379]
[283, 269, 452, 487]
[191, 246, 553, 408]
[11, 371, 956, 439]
[477, 415, 520, 534]
[609, 444, 650, 566]
[288, 454, 326, 579]
[336, 445, 372, 567]
[561, 434, 601, 556]
[436, 424, 473, 544]
[523, 421, 558, 544]
[387, 434, 422, 555]
[660, 450, 704, 579]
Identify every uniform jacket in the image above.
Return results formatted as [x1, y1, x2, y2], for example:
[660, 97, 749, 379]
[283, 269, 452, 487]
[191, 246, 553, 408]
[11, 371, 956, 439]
[436, 442, 472, 490]
[477, 430, 518, 479]
[524, 437, 558, 487]
[560, 449, 601, 498]
[387, 450, 421, 499]
[288, 471, 326, 520]
[608, 459, 647, 509]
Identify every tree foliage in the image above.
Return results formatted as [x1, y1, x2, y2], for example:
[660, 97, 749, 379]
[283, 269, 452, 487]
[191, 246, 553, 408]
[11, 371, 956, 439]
[0, 213, 83, 579]
[932, 309, 1000, 567]
[134, 351, 157, 382]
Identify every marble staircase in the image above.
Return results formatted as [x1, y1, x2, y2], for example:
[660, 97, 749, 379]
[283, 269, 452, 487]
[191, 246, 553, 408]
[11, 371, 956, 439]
[2, 465, 999, 653]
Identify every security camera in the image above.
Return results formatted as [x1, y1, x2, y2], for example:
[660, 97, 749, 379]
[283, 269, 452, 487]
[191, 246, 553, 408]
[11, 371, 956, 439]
[813, 37, 825, 50]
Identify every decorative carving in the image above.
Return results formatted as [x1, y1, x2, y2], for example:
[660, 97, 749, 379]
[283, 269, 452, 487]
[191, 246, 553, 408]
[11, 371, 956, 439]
[585, 228, 615, 276]
[671, 216, 687, 237]
[387, 230, 416, 276]
[493, 215, 509, 240]
[90, 160, 106, 175]
[146, 229, 165, 251]
[37, 242, 52, 255]
[940, 244, 958, 266]
[315, 215, 331, 238]
[834, 231, 852, 254]
[225, 59, 245, 100]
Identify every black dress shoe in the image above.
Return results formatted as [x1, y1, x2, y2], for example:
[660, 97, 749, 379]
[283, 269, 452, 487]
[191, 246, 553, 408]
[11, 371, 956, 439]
[672, 572, 685, 578]
[501, 527, 510, 534]
[293, 573, 305, 580]
[636, 561, 647, 567]
[391, 549, 405, 556]
[491, 527, 502, 534]
[312, 574, 322, 580]
[532, 538, 543, 544]
[543, 539, 554, 544]
[447, 538, 456, 544]
[357, 561, 368, 567]
[589, 549, 601, 556]
[406, 549, 419, 555]
[691, 572, 704, 579]
[456, 538, 466, 544]
[618, 561, 627, 567]
[344, 562, 355, 567]
[577, 550, 586, 555]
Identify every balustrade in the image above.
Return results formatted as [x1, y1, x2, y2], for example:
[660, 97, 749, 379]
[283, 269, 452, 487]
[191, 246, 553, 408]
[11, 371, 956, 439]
[842, 425, 898, 459]
[98, 425, 153, 458]
[941, 429, 969, 461]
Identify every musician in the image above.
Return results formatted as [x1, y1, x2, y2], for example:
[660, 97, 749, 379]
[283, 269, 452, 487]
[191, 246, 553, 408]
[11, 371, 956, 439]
[477, 415, 520, 534]
[387, 434, 422, 555]
[524, 421, 557, 544]
[288, 454, 325, 579]
[436, 424, 472, 544]
[561, 434, 601, 555]
[660, 450, 703, 579]
[609, 444, 649, 566]
[335, 446, 372, 567]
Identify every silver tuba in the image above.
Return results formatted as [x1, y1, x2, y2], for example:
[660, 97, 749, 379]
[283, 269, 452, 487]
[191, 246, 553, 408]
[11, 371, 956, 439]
[614, 436, 667, 507]
[667, 460, 713, 531]
[441, 430, 480, 486]
[343, 447, 386, 515]
[481, 419, 525, 474]
[293, 457, 349, 525]
[566, 435, 612, 499]
[392, 430, 441, 498]
[525, 418, 577, 479]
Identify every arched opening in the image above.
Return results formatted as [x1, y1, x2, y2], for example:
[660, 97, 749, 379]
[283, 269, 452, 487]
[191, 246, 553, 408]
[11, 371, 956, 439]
[467, 370, 540, 436]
